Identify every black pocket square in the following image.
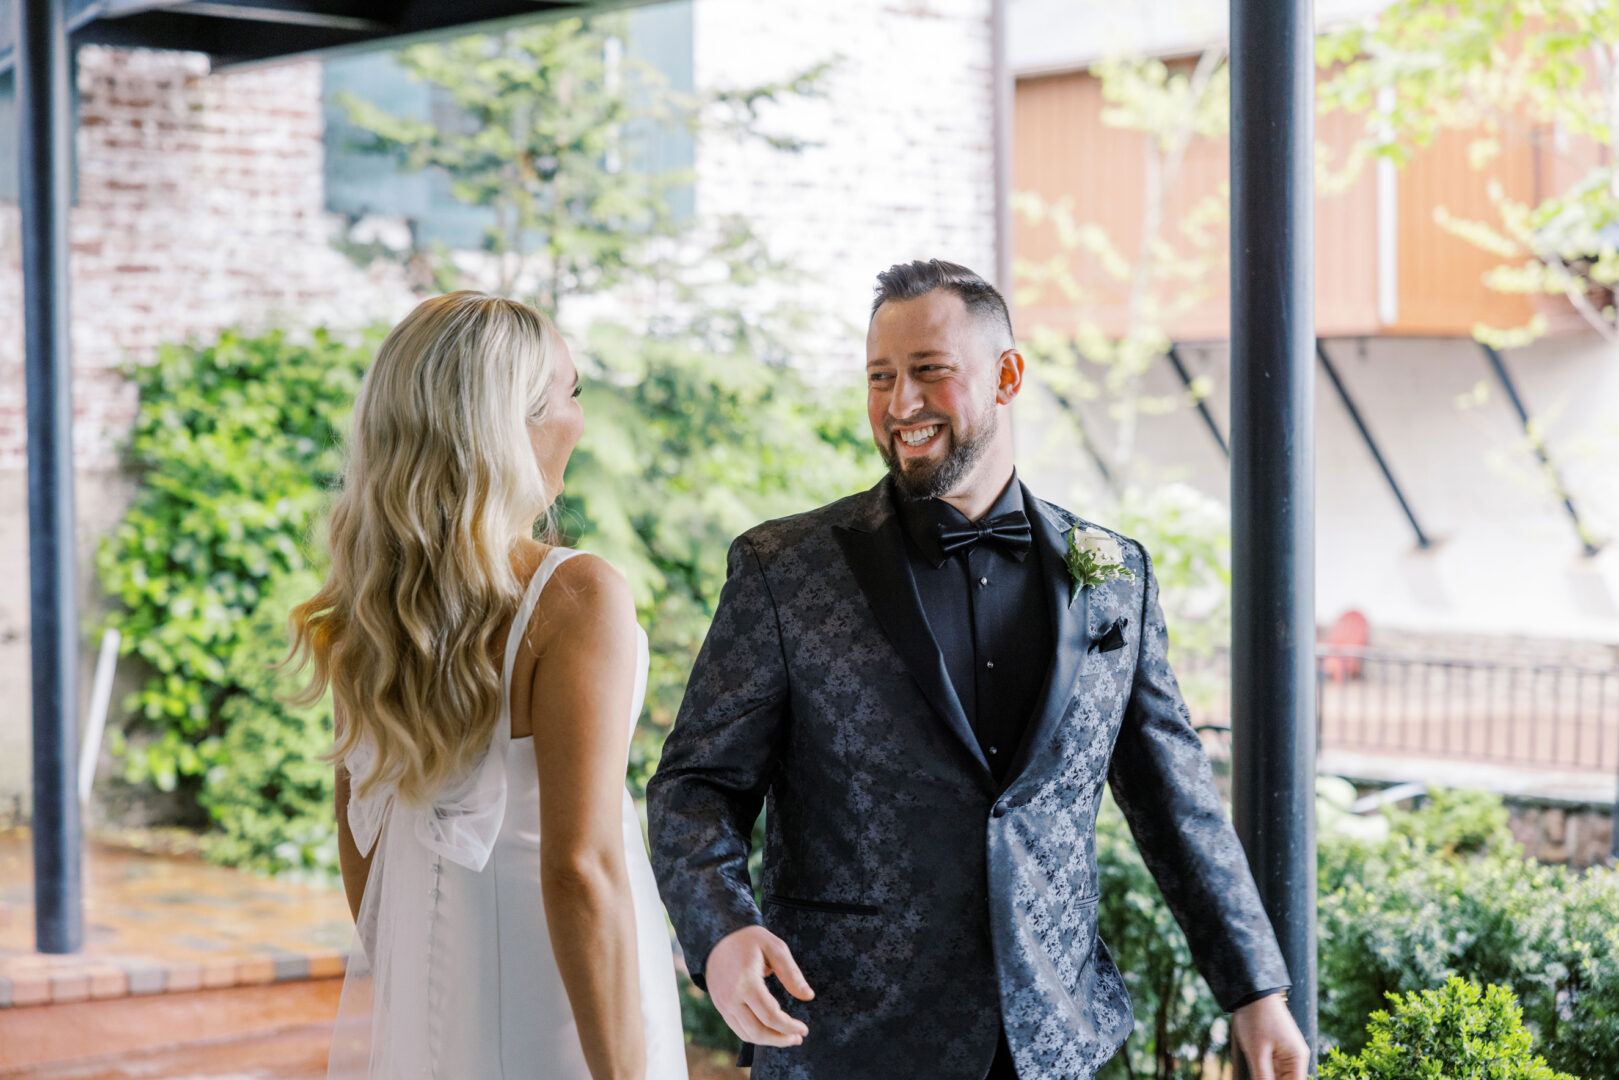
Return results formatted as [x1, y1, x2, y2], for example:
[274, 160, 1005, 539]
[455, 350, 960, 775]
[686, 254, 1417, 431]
[1091, 617, 1129, 653]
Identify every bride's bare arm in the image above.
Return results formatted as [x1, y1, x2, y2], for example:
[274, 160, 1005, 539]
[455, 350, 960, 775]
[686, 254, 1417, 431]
[529, 553, 647, 1080]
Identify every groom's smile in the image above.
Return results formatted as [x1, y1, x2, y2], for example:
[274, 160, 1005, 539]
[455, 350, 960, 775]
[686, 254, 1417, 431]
[896, 423, 941, 448]
[891, 419, 949, 458]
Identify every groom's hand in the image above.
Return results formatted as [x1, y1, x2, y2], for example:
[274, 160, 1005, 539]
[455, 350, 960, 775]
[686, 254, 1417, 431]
[706, 925, 814, 1048]
[1231, 993, 1309, 1080]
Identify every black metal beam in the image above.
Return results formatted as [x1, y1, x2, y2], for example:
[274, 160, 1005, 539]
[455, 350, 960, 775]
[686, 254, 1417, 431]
[1048, 386, 1119, 496]
[1164, 343, 1230, 459]
[1230, 0, 1317, 1066]
[1479, 342, 1601, 557]
[69, 8, 375, 65]
[167, 2, 389, 32]
[0, 0, 648, 74]
[1058, 343, 1120, 495]
[1316, 339, 1430, 549]
[20, 0, 84, 955]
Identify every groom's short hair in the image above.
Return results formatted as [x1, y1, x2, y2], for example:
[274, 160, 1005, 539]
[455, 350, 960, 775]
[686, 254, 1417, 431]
[870, 259, 1014, 347]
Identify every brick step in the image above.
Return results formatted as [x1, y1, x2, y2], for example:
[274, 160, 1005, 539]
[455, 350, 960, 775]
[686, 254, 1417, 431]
[0, 978, 342, 1073]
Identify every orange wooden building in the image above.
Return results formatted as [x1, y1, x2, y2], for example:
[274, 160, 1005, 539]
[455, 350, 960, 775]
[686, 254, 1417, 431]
[1012, 56, 1607, 343]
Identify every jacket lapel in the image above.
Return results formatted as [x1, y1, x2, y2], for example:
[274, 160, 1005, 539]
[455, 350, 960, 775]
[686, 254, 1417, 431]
[995, 488, 1092, 799]
[832, 478, 992, 780]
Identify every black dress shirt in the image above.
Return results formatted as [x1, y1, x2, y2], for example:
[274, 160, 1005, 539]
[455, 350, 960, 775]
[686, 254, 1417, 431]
[894, 470, 1053, 785]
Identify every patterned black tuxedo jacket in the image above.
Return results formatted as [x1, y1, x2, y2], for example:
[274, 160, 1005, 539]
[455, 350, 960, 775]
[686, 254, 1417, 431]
[646, 475, 1289, 1079]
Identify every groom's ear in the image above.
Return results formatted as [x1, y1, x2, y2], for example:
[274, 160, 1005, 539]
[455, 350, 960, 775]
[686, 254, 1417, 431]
[995, 347, 1025, 405]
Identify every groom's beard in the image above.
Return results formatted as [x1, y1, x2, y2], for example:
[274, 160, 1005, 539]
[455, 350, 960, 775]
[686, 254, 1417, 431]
[880, 402, 999, 501]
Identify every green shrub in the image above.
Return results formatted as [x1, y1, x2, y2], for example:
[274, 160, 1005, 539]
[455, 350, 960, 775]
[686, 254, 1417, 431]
[1319, 976, 1580, 1080]
[1100, 786, 1619, 1079]
[1523, 869, 1619, 1078]
[1318, 835, 1570, 1057]
[1316, 792, 1619, 1078]
[1386, 787, 1518, 858]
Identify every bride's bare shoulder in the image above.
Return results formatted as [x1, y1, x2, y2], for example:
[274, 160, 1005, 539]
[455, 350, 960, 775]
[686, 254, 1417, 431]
[529, 547, 635, 640]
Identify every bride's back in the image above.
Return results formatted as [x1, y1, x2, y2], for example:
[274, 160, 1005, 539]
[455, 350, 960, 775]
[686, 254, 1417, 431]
[327, 542, 687, 1079]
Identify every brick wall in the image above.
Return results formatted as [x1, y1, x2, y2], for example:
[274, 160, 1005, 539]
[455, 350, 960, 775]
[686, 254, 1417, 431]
[0, 46, 421, 814]
[0, 46, 420, 471]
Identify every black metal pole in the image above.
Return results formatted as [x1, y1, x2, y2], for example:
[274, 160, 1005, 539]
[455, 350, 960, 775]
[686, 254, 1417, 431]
[1316, 339, 1430, 549]
[1479, 342, 1600, 557]
[19, 0, 84, 954]
[1611, 755, 1618, 862]
[1059, 344, 1120, 494]
[1230, 0, 1317, 1068]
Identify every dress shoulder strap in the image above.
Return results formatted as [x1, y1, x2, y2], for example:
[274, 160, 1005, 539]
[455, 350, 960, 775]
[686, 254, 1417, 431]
[497, 545, 583, 745]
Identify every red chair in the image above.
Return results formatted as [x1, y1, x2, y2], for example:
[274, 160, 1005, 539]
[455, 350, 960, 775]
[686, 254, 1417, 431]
[1321, 609, 1368, 682]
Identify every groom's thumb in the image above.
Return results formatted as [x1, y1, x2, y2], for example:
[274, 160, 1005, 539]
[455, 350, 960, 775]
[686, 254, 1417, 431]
[764, 938, 815, 1001]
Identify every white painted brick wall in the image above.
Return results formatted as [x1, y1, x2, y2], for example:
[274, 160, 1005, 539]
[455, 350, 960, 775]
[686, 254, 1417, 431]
[0, 45, 421, 472]
[692, 0, 998, 377]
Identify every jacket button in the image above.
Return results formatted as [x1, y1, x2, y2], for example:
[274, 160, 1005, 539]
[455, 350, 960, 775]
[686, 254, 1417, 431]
[991, 804, 1006, 818]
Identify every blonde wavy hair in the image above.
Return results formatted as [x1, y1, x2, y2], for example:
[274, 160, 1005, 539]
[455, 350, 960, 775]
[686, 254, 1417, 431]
[279, 291, 563, 806]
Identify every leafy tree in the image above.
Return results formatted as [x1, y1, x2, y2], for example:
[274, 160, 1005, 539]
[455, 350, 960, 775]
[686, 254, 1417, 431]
[331, 14, 828, 311]
[1012, 46, 1231, 497]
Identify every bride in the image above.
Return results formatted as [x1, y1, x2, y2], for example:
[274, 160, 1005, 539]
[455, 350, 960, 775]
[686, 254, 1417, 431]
[281, 291, 688, 1079]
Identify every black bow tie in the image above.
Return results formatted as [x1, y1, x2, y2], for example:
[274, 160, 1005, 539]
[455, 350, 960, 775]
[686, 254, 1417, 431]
[935, 510, 1033, 559]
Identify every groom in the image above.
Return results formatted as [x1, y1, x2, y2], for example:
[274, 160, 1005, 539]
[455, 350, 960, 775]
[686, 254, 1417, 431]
[647, 260, 1308, 1079]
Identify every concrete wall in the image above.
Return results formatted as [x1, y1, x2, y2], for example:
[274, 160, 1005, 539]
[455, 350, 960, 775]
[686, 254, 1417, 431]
[1016, 333, 1619, 645]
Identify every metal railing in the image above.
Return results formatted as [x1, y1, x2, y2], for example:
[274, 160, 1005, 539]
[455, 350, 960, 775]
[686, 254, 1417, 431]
[1178, 646, 1619, 774]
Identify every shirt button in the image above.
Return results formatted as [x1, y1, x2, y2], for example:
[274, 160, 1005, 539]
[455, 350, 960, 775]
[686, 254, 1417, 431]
[986, 660, 995, 669]
[979, 576, 989, 586]
[988, 746, 998, 755]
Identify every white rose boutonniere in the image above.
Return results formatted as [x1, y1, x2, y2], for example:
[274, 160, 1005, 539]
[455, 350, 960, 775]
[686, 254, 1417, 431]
[1063, 524, 1135, 603]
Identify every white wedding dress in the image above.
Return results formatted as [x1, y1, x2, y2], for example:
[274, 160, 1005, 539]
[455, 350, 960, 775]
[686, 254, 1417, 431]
[327, 546, 689, 1079]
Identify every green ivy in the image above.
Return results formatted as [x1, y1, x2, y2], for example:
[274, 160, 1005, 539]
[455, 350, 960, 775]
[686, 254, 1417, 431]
[95, 327, 375, 818]
[199, 567, 340, 876]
